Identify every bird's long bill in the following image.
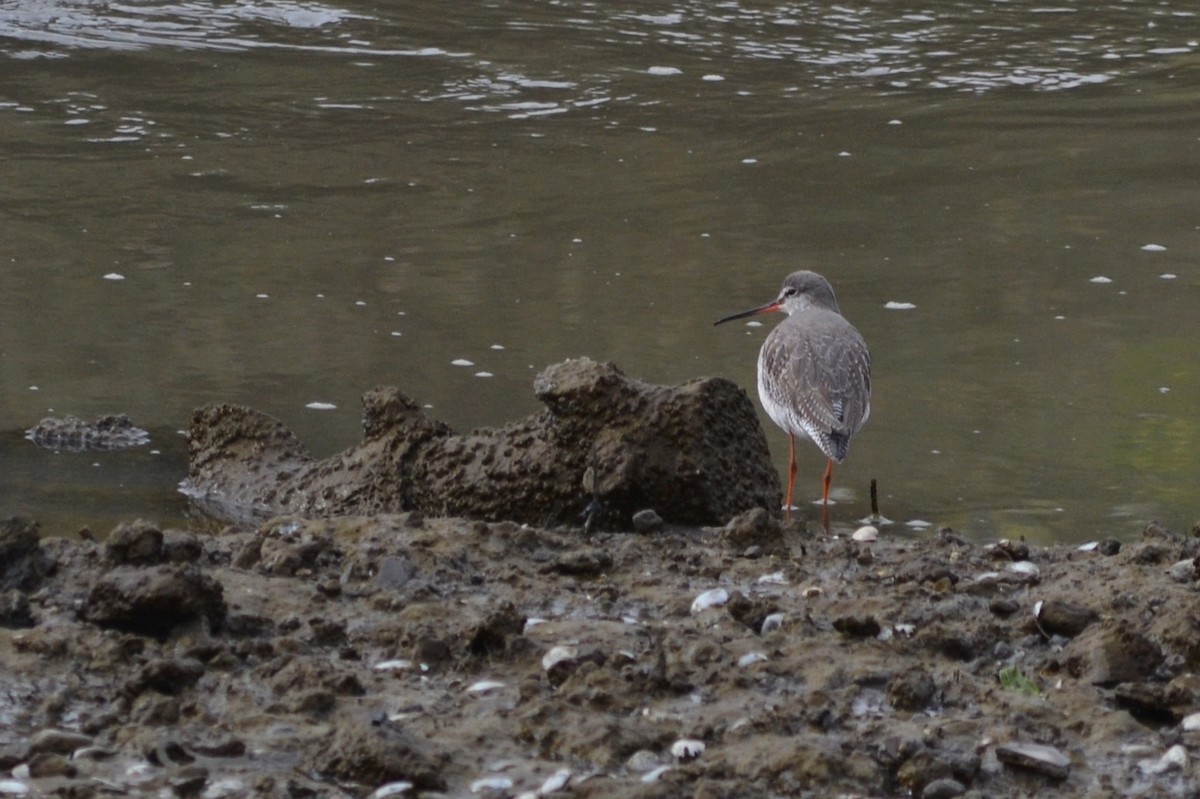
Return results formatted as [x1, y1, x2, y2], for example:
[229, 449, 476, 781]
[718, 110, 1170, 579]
[713, 299, 782, 326]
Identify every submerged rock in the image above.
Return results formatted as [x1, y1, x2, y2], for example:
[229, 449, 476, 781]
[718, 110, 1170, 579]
[24, 414, 149, 452]
[180, 358, 780, 527]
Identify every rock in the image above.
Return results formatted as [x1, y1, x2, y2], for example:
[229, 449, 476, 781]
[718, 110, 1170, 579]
[0, 517, 46, 592]
[162, 529, 203, 564]
[720, 507, 785, 551]
[921, 777, 966, 799]
[994, 741, 1071, 780]
[631, 509, 663, 533]
[180, 358, 781, 527]
[544, 550, 613, 577]
[26, 752, 74, 778]
[314, 715, 447, 790]
[888, 667, 937, 711]
[0, 590, 34, 629]
[105, 520, 164, 565]
[29, 729, 92, 755]
[1060, 620, 1163, 686]
[1034, 599, 1099, 638]
[82, 565, 226, 639]
[125, 658, 207, 697]
[24, 413, 149, 451]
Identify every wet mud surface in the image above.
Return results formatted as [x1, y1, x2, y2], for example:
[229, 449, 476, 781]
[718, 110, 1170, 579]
[4, 513, 1200, 798]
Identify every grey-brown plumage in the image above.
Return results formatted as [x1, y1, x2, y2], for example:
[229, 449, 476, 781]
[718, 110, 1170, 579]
[715, 270, 871, 513]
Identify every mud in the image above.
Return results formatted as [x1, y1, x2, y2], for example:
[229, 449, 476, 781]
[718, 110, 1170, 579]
[24, 414, 150, 452]
[179, 358, 781, 530]
[4, 512, 1200, 798]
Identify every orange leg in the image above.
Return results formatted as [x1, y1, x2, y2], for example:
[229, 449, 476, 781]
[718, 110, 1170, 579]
[784, 434, 797, 519]
[821, 458, 834, 505]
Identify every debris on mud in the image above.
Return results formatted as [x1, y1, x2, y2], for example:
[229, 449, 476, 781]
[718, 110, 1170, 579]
[4, 516, 1200, 797]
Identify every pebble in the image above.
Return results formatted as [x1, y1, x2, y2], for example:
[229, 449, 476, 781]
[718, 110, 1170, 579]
[626, 750, 662, 772]
[1182, 712, 1200, 732]
[538, 768, 572, 793]
[1167, 559, 1196, 582]
[541, 645, 577, 672]
[852, 525, 879, 542]
[29, 729, 93, 755]
[1033, 599, 1099, 638]
[921, 777, 966, 799]
[0, 782, 28, 796]
[631, 509, 663, 533]
[994, 741, 1071, 780]
[371, 782, 413, 798]
[1137, 744, 1187, 775]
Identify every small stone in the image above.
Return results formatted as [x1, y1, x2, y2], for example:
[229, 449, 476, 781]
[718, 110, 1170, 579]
[852, 525, 879, 542]
[0, 590, 34, 629]
[26, 752, 74, 778]
[162, 529, 203, 563]
[922, 777, 966, 799]
[994, 741, 1071, 780]
[1167, 559, 1196, 583]
[631, 509, 663, 533]
[888, 666, 937, 712]
[1138, 744, 1188, 775]
[1034, 599, 1099, 638]
[29, 729, 93, 755]
[105, 520, 164, 565]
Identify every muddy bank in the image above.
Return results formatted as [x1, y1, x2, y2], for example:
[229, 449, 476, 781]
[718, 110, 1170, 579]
[179, 358, 781, 529]
[4, 513, 1200, 798]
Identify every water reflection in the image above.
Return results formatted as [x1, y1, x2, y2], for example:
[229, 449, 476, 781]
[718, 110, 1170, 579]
[0, 0, 1198, 541]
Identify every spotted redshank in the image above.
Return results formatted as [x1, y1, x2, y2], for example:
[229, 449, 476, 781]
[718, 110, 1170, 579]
[715, 271, 871, 517]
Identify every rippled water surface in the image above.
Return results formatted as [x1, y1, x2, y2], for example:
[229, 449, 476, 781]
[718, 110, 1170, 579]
[2, 0, 1198, 541]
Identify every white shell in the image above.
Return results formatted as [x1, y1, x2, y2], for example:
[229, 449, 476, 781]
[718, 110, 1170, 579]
[542, 646, 577, 672]
[371, 782, 414, 798]
[470, 776, 514, 793]
[1182, 712, 1200, 731]
[373, 659, 413, 672]
[0, 782, 29, 796]
[756, 571, 788, 585]
[523, 618, 548, 633]
[690, 588, 729, 614]
[893, 623, 916, 637]
[852, 525, 879, 542]
[670, 738, 706, 761]
[802, 586, 823, 598]
[640, 766, 673, 783]
[1138, 744, 1188, 775]
[1008, 561, 1040, 576]
[738, 652, 768, 668]
[539, 768, 572, 793]
[761, 613, 785, 633]
[1077, 541, 1098, 552]
[466, 680, 505, 695]
[1033, 600, 1044, 619]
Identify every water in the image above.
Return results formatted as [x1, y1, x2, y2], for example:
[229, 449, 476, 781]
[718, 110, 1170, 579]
[2, 0, 1198, 542]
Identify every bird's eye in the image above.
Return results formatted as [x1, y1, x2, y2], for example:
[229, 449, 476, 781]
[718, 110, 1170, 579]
[783, 286, 797, 297]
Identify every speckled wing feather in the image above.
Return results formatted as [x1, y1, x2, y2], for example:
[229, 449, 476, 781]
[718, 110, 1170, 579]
[757, 307, 871, 463]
